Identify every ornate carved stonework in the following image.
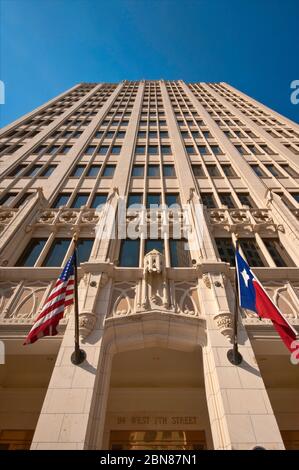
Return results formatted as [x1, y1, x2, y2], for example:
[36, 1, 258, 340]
[79, 311, 97, 339]
[213, 311, 233, 339]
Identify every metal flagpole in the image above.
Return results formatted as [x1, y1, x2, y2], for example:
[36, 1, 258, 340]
[227, 239, 243, 365]
[71, 235, 86, 365]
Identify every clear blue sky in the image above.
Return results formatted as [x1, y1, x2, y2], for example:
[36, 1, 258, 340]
[1, 0, 299, 126]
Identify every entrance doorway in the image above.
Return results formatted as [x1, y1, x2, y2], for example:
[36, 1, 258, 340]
[109, 430, 206, 450]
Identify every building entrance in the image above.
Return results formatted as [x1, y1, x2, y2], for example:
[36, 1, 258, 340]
[109, 430, 206, 450]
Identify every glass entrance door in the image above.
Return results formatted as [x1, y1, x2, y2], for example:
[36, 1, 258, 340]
[109, 430, 206, 450]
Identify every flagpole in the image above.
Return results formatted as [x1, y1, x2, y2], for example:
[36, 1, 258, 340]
[227, 238, 243, 365]
[71, 235, 86, 365]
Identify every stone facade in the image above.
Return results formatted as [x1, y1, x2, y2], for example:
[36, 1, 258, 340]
[0, 81, 298, 450]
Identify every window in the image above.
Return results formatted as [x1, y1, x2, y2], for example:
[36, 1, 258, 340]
[98, 145, 109, 155]
[0, 193, 17, 206]
[85, 145, 96, 155]
[91, 193, 107, 209]
[105, 131, 114, 139]
[260, 144, 274, 155]
[147, 165, 160, 177]
[210, 145, 222, 155]
[8, 165, 26, 177]
[95, 131, 103, 138]
[206, 165, 220, 177]
[160, 131, 169, 138]
[145, 239, 164, 254]
[24, 165, 42, 177]
[40, 165, 56, 177]
[192, 165, 205, 177]
[116, 131, 126, 138]
[111, 145, 121, 155]
[247, 145, 260, 155]
[185, 145, 196, 155]
[279, 164, 298, 178]
[71, 165, 85, 177]
[202, 131, 212, 139]
[221, 165, 236, 177]
[148, 145, 159, 155]
[161, 145, 172, 155]
[198, 145, 209, 155]
[147, 193, 161, 208]
[215, 238, 235, 266]
[127, 193, 143, 207]
[149, 131, 158, 139]
[119, 239, 140, 267]
[251, 165, 266, 178]
[15, 193, 31, 208]
[52, 193, 71, 208]
[86, 165, 101, 177]
[169, 239, 191, 267]
[71, 193, 89, 208]
[132, 165, 144, 177]
[42, 238, 71, 267]
[239, 239, 265, 267]
[77, 239, 94, 264]
[262, 239, 291, 267]
[103, 165, 115, 177]
[138, 131, 146, 138]
[47, 145, 60, 155]
[16, 238, 47, 267]
[237, 193, 254, 208]
[165, 193, 180, 207]
[234, 144, 247, 155]
[201, 193, 216, 209]
[265, 165, 283, 178]
[136, 145, 146, 155]
[163, 165, 176, 177]
[291, 193, 299, 203]
[219, 193, 235, 208]
[61, 145, 72, 154]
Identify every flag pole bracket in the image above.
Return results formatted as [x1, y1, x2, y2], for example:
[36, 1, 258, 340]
[71, 348, 86, 365]
[227, 348, 243, 365]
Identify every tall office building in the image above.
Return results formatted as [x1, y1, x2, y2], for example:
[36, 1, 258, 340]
[0, 80, 298, 450]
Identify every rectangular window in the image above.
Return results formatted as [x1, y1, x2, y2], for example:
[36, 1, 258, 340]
[185, 145, 196, 155]
[161, 145, 172, 155]
[98, 145, 109, 155]
[138, 131, 146, 139]
[201, 193, 216, 209]
[0, 192, 17, 206]
[24, 165, 42, 177]
[210, 145, 222, 155]
[91, 193, 107, 209]
[279, 164, 298, 178]
[132, 165, 144, 177]
[198, 145, 209, 155]
[215, 238, 235, 266]
[192, 165, 205, 177]
[52, 193, 71, 208]
[111, 145, 121, 155]
[86, 165, 101, 177]
[206, 165, 220, 177]
[8, 165, 26, 177]
[169, 239, 191, 267]
[16, 238, 47, 267]
[235, 144, 247, 155]
[219, 193, 235, 208]
[77, 238, 94, 264]
[71, 165, 86, 177]
[165, 193, 180, 207]
[116, 131, 126, 138]
[221, 165, 236, 177]
[61, 145, 72, 154]
[40, 165, 57, 177]
[149, 131, 158, 139]
[147, 193, 161, 208]
[237, 193, 254, 208]
[71, 193, 89, 208]
[85, 145, 96, 155]
[162, 165, 176, 177]
[291, 193, 299, 203]
[14, 193, 31, 208]
[127, 193, 143, 207]
[147, 165, 160, 177]
[251, 165, 266, 178]
[265, 165, 283, 178]
[160, 131, 169, 138]
[103, 165, 116, 177]
[145, 239, 164, 255]
[263, 239, 293, 267]
[42, 238, 71, 267]
[148, 145, 159, 155]
[135, 145, 146, 155]
[119, 239, 140, 267]
[239, 239, 265, 267]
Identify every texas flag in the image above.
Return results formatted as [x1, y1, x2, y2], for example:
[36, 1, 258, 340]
[236, 249, 299, 358]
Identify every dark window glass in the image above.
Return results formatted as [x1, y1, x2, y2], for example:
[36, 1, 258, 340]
[8, 165, 26, 177]
[71, 193, 89, 208]
[91, 193, 107, 209]
[147, 165, 160, 177]
[103, 165, 115, 177]
[165, 193, 180, 207]
[260, 144, 274, 155]
[148, 145, 159, 155]
[263, 239, 294, 267]
[71, 165, 85, 177]
[291, 193, 299, 203]
[191, 131, 200, 138]
[47, 145, 60, 154]
[111, 145, 121, 155]
[247, 145, 260, 155]
[160, 131, 169, 138]
[198, 145, 209, 155]
[215, 238, 235, 266]
[77, 239, 94, 264]
[280, 164, 298, 178]
[169, 239, 191, 267]
[119, 239, 140, 267]
[210, 145, 222, 155]
[251, 165, 266, 177]
[185, 145, 196, 155]
[98, 145, 109, 155]
[85, 145, 96, 155]
[206, 165, 220, 177]
[201, 193, 216, 209]
[95, 131, 103, 138]
[235, 145, 246, 155]
[136, 145, 146, 154]
[161, 145, 172, 155]
[237, 193, 254, 208]
[24, 165, 42, 177]
[149, 131, 158, 138]
[202, 131, 211, 138]
[0, 192, 17, 206]
[132, 165, 144, 177]
[86, 165, 101, 177]
[105, 131, 114, 138]
[40, 165, 56, 177]
[163, 165, 176, 177]
[147, 193, 161, 208]
[222, 165, 236, 177]
[16, 238, 47, 267]
[42, 238, 71, 267]
[192, 165, 205, 177]
[127, 193, 143, 207]
[61, 145, 72, 154]
[265, 165, 283, 178]
[52, 193, 71, 208]
[14, 193, 31, 208]
[239, 239, 265, 267]
[116, 131, 126, 138]
[138, 131, 146, 138]
[219, 193, 235, 208]
[145, 239, 164, 254]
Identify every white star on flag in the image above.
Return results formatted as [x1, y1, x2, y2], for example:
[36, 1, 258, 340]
[241, 268, 250, 287]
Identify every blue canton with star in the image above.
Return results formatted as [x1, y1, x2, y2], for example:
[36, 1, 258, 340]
[236, 251, 257, 313]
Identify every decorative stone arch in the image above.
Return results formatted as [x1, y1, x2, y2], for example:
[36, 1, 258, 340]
[84, 310, 207, 449]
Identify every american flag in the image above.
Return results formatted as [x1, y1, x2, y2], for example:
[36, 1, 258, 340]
[24, 254, 75, 345]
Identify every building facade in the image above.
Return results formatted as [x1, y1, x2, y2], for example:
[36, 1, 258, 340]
[0, 80, 298, 450]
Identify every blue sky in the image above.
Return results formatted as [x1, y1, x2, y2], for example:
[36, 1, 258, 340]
[1, 0, 299, 126]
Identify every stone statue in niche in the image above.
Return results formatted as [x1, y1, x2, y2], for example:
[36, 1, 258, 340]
[141, 249, 169, 310]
